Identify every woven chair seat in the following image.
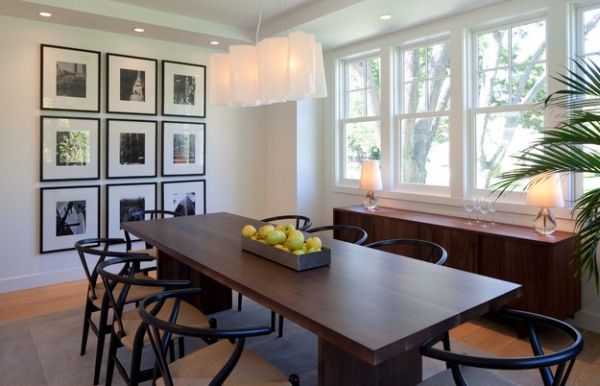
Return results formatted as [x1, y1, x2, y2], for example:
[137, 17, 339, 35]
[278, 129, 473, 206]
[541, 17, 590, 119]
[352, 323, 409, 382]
[90, 273, 162, 308]
[128, 246, 158, 258]
[419, 366, 519, 386]
[156, 340, 292, 386]
[116, 298, 211, 350]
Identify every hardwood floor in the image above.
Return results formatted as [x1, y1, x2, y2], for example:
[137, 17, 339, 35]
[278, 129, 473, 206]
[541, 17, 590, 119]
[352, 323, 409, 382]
[1, 279, 599, 385]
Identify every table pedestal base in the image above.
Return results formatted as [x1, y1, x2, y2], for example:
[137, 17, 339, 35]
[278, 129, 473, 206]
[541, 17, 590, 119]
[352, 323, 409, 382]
[157, 250, 232, 314]
[318, 338, 422, 386]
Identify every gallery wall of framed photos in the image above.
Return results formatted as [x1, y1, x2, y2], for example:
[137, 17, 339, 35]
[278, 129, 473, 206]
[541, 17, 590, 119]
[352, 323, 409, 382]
[39, 43, 208, 254]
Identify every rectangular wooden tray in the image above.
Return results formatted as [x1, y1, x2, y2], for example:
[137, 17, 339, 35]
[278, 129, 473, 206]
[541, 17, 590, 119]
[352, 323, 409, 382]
[241, 237, 331, 271]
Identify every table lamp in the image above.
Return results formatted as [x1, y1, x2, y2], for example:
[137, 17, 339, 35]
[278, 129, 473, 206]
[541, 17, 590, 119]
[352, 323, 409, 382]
[359, 159, 383, 211]
[526, 173, 564, 235]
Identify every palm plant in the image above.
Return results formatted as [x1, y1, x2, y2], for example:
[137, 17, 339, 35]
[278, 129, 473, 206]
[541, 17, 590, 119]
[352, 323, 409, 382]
[493, 57, 600, 290]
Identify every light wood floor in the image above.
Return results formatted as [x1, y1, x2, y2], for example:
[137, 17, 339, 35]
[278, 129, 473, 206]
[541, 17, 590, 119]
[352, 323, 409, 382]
[1, 280, 599, 384]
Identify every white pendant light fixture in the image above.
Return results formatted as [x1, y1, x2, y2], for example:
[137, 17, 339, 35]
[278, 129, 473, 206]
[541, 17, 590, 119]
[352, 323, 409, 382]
[207, 2, 327, 107]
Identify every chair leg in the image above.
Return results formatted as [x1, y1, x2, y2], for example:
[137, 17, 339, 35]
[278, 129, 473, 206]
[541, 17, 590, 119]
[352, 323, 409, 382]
[130, 340, 144, 386]
[178, 337, 185, 358]
[93, 300, 109, 385]
[278, 314, 284, 338]
[237, 292, 243, 311]
[271, 311, 276, 332]
[169, 340, 176, 362]
[105, 330, 118, 386]
[80, 299, 93, 355]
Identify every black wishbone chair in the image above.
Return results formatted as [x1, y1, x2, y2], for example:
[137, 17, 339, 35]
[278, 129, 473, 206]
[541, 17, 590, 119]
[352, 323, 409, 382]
[75, 238, 162, 385]
[236, 214, 313, 338]
[98, 256, 217, 386]
[124, 209, 181, 258]
[366, 238, 448, 266]
[306, 224, 368, 245]
[419, 309, 583, 386]
[139, 288, 300, 386]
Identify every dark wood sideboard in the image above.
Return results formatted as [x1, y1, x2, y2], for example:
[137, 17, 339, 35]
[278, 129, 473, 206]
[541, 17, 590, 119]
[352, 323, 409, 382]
[334, 205, 581, 319]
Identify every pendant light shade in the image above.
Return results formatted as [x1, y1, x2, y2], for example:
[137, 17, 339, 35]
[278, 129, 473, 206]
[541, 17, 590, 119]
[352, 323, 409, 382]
[208, 31, 327, 107]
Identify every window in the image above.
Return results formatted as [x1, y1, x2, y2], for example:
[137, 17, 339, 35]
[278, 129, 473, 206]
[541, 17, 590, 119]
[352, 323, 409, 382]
[578, 4, 600, 193]
[339, 55, 381, 181]
[472, 19, 547, 190]
[397, 41, 451, 187]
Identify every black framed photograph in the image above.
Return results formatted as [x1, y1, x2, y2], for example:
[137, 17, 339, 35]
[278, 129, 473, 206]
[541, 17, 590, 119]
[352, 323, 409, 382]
[107, 119, 157, 178]
[106, 182, 157, 239]
[40, 116, 100, 181]
[162, 180, 206, 216]
[41, 44, 101, 112]
[162, 121, 205, 176]
[40, 185, 100, 253]
[107, 53, 157, 115]
[162, 60, 206, 117]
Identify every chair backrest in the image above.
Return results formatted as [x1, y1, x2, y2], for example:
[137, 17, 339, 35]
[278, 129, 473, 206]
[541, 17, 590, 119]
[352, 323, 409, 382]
[365, 238, 448, 265]
[420, 308, 584, 386]
[261, 215, 312, 231]
[124, 209, 181, 250]
[96, 255, 190, 342]
[138, 288, 273, 386]
[307, 225, 368, 245]
[75, 238, 126, 300]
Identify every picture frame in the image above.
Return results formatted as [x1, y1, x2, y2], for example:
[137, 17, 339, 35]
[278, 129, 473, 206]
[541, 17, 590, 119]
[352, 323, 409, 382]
[40, 185, 100, 254]
[106, 182, 157, 240]
[107, 53, 157, 115]
[162, 180, 206, 216]
[162, 121, 206, 176]
[41, 44, 101, 112]
[162, 60, 206, 117]
[40, 116, 100, 181]
[107, 119, 157, 178]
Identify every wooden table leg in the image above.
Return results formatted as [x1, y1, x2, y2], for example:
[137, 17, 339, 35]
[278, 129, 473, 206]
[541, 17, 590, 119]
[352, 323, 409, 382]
[318, 338, 422, 386]
[157, 250, 232, 314]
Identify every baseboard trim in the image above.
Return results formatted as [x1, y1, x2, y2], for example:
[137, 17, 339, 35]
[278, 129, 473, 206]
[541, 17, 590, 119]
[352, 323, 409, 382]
[0, 268, 85, 293]
[572, 310, 600, 334]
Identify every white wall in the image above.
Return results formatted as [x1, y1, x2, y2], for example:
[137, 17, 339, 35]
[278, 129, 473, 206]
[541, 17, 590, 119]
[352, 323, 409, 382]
[0, 15, 268, 292]
[321, 0, 600, 331]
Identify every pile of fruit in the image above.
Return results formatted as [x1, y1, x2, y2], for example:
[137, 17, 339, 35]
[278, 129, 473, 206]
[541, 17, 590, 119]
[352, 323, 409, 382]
[241, 223, 322, 255]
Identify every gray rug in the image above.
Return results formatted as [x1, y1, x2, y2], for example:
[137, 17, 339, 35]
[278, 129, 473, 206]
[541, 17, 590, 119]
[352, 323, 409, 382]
[0, 296, 523, 386]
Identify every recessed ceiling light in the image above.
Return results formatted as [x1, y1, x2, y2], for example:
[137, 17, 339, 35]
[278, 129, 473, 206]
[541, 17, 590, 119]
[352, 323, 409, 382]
[379, 14, 392, 20]
[133, 27, 145, 33]
[209, 40, 220, 46]
[39, 11, 52, 17]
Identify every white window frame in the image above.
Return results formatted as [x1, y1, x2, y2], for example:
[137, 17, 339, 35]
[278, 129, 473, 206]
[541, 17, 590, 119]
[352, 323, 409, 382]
[468, 15, 548, 198]
[392, 39, 451, 196]
[336, 52, 382, 187]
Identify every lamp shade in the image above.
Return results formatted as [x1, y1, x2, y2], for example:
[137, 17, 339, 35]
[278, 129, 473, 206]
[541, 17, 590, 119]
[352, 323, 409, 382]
[359, 160, 383, 191]
[526, 173, 564, 208]
[229, 45, 260, 106]
[207, 53, 232, 106]
[288, 31, 316, 100]
[258, 37, 289, 103]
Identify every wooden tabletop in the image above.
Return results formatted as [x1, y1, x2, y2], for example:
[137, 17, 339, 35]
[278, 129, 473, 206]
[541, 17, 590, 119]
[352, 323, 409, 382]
[123, 212, 521, 365]
[336, 205, 574, 244]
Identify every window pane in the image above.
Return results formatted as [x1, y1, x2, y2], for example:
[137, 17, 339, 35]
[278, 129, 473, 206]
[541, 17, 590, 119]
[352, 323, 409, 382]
[347, 60, 365, 91]
[475, 111, 543, 189]
[427, 42, 450, 78]
[584, 8, 600, 55]
[347, 90, 365, 118]
[512, 21, 546, 64]
[366, 57, 381, 89]
[478, 28, 509, 70]
[428, 77, 451, 111]
[404, 79, 426, 113]
[478, 69, 509, 107]
[404, 47, 426, 81]
[512, 62, 546, 104]
[367, 87, 381, 116]
[344, 121, 381, 180]
[400, 116, 449, 185]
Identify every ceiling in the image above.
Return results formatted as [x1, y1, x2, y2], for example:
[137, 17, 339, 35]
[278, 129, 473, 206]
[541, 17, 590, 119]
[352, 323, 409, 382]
[0, 0, 505, 49]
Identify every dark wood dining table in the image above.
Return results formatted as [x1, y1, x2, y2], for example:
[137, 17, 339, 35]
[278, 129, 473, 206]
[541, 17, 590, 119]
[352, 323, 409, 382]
[122, 212, 521, 386]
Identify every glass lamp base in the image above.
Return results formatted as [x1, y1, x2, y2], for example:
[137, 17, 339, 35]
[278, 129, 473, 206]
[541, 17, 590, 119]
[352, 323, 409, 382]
[363, 191, 378, 211]
[533, 207, 557, 235]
